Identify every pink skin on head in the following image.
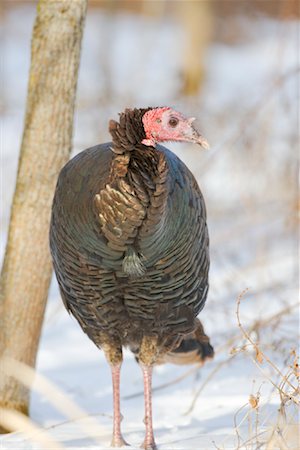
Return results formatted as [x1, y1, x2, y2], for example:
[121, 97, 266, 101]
[141, 107, 209, 149]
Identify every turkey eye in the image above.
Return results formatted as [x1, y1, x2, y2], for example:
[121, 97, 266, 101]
[169, 117, 179, 128]
[155, 118, 161, 123]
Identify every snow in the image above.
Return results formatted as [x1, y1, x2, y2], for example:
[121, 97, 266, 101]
[0, 4, 299, 450]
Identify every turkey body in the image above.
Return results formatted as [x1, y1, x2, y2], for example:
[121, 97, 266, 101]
[50, 142, 209, 362]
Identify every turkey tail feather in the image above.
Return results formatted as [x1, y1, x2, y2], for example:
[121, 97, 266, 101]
[157, 319, 214, 366]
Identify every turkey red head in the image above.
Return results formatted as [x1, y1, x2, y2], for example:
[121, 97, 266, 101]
[109, 107, 209, 154]
[141, 107, 209, 149]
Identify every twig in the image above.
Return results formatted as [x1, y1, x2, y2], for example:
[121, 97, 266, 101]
[198, 66, 300, 176]
[184, 355, 236, 415]
[123, 364, 200, 400]
[233, 402, 249, 450]
[217, 301, 298, 355]
[235, 289, 298, 395]
[44, 412, 111, 431]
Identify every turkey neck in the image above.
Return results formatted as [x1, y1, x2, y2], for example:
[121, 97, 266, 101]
[96, 114, 170, 277]
[108, 147, 169, 276]
[107, 107, 169, 216]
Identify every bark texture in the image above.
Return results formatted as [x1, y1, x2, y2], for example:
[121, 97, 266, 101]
[0, 0, 87, 431]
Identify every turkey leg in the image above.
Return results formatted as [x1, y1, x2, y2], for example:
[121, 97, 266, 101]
[110, 363, 128, 447]
[141, 364, 157, 450]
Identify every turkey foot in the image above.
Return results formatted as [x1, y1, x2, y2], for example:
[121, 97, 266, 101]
[110, 364, 129, 447]
[111, 435, 129, 448]
[140, 365, 157, 450]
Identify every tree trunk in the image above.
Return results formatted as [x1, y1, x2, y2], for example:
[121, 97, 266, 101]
[0, 0, 87, 432]
[177, 1, 213, 96]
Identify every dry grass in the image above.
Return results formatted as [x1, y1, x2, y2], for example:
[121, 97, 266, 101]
[0, 357, 105, 448]
[209, 290, 299, 450]
[0, 407, 65, 450]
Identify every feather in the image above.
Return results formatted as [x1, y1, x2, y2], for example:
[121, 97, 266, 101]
[122, 247, 145, 278]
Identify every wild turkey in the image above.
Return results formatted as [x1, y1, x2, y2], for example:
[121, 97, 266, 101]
[50, 107, 213, 449]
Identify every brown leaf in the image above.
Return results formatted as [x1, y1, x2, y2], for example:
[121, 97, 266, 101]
[249, 394, 259, 409]
[255, 347, 264, 364]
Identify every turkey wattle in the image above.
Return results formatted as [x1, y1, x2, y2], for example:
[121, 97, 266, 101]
[50, 107, 213, 450]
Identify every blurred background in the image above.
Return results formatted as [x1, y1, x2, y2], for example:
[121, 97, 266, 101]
[1, 0, 299, 448]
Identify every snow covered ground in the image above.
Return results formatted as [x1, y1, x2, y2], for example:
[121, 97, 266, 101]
[1, 4, 299, 450]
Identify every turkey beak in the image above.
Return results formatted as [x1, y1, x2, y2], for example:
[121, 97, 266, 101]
[187, 118, 210, 149]
[194, 132, 210, 149]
